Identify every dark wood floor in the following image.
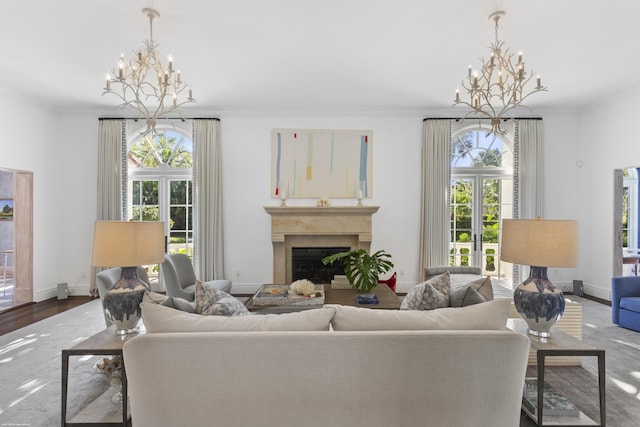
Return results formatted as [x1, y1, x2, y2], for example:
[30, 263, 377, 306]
[0, 296, 93, 336]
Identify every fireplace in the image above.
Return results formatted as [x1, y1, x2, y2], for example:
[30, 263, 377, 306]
[291, 247, 349, 283]
[264, 206, 379, 284]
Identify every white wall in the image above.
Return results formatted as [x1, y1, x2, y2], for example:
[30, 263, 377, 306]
[0, 96, 616, 301]
[573, 88, 640, 300]
[221, 113, 423, 293]
[0, 89, 68, 301]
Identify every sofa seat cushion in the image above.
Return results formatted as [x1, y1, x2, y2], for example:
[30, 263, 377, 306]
[141, 302, 336, 333]
[620, 297, 640, 313]
[327, 299, 510, 331]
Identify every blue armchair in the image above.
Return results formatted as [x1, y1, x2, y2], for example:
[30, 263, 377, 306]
[611, 276, 640, 332]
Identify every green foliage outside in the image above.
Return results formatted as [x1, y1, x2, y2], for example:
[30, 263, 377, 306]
[129, 132, 192, 168]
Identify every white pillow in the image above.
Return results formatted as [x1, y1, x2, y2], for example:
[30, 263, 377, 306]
[327, 299, 510, 331]
[141, 303, 336, 333]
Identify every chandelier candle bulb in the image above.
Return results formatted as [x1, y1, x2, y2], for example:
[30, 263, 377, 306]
[536, 75, 541, 89]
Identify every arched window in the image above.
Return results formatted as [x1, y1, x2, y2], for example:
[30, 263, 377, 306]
[450, 124, 514, 278]
[127, 125, 193, 284]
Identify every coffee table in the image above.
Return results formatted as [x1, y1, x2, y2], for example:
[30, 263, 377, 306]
[62, 325, 142, 426]
[508, 319, 605, 426]
[245, 283, 401, 313]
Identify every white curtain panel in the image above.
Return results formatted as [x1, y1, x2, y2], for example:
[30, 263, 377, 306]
[94, 119, 124, 294]
[193, 119, 225, 281]
[517, 119, 545, 219]
[419, 119, 451, 280]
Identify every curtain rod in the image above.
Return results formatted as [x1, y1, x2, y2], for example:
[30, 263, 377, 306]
[98, 117, 220, 121]
[422, 117, 542, 121]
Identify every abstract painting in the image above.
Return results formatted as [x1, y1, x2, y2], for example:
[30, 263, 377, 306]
[271, 129, 373, 199]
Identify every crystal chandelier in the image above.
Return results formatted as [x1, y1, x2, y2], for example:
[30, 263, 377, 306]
[453, 11, 547, 135]
[103, 8, 194, 135]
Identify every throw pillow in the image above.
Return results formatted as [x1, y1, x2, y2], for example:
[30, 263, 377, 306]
[400, 272, 451, 310]
[194, 281, 249, 316]
[142, 291, 197, 313]
[449, 285, 486, 307]
[449, 276, 494, 307]
[473, 276, 494, 301]
[327, 299, 510, 331]
[141, 303, 336, 332]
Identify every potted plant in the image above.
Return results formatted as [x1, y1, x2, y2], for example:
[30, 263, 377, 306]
[321, 249, 393, 295]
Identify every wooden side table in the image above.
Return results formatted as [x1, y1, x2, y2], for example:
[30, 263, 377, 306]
[62, 326, 141, 426]
[508, 319, 606, 426]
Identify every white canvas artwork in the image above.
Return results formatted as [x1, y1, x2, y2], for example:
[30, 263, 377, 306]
[271, 128, 373, 199]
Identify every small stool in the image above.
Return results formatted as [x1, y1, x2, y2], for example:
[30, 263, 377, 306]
[2, 249, 13, 296]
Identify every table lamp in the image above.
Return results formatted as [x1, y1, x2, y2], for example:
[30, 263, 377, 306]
[92, 221, 165, 335]
[500, 218, 578, 337]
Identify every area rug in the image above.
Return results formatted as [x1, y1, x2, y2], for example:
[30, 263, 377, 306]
[0, 298, 108, 426]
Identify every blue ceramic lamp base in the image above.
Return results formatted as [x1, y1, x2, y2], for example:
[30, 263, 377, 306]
[103, 266, 150, 335]
[513, 266, 565, 338]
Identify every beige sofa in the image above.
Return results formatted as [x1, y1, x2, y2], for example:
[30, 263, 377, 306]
[123, 300, 530, 427]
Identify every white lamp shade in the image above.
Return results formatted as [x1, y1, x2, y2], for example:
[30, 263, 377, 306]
[92, 221, 165, 267]
[500, 218, 578, 268]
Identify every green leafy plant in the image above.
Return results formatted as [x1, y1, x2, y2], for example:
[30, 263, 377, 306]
[321, 249, 393, 293]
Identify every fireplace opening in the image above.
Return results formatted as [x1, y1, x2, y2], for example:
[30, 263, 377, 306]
[292, 247, 350, 284]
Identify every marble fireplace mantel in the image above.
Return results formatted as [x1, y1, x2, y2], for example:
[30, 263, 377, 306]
[264, 206, 379, 284]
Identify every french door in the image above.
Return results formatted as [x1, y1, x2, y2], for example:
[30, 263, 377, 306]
[128, 173, 193, 283]
[450, 173, 512, 278]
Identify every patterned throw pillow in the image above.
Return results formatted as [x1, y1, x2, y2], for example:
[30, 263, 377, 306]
[400, 272, 451, 310]
[195, 282, 250, 316]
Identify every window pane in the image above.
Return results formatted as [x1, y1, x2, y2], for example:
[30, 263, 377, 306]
[170, 206, 187, 231]
[142, 181, 158, 205]
[170, 180, 188, 205]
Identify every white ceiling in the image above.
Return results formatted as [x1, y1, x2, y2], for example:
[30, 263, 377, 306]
[1, 0, 639, 115]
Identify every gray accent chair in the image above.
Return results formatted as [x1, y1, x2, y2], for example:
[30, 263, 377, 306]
[96, 266, 151, 328]
[161, 253, 232, 301]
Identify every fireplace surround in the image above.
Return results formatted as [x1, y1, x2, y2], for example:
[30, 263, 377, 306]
[264, 206, 379, 284]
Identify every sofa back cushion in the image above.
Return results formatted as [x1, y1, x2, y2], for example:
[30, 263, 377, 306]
[141, 302, 336, 332]
[327, 298, 510, 331]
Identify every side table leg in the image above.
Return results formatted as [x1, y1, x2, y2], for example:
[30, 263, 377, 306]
[61, 351, 69, 426]
[598, 352, 606, 426]
[122, 356, 128, 426]
[537, 352, 545, 427]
